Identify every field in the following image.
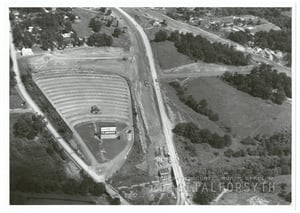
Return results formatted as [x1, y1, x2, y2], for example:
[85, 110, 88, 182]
[11, 192, 104, 205]
[75, 122, 128, 163]
[185, 77, 291, 139]
[163, 75, 291, 204]
[151, 41, 193, 69]
[162, 76, 291, 173]
[10, 87, 25, 109]
[72, 8, 130, 50]
[72, 8, 95, 38]
[214, 191, 289, 205]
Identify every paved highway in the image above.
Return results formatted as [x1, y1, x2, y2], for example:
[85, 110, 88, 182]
[116, 8, 190, 205]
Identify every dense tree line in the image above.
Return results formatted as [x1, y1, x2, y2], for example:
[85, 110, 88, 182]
[154, 30, 169, 42]
[173, 122, 232, 149]
[224, 131, 291, 176]
[13, 114, 46, 140]
[11, 8, 83, 50]
[89, 17, 102, 32]
[254, 30, 291, 53]
[86, 33, 113, 47]
[227, 29, 291, 54]
[154, 30, 249, 66]
[11, 163, 106, 197]
[10, 57, 17, 88]
[221, 64, 291, 104]
[21, 67, 73, 140]
[193, 181, 217, 204]
[227, 30, 252, 45]
[169, 81, 219, 121]
[10, 114, 109, 203]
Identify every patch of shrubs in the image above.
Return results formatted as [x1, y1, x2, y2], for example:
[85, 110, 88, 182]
[169, 81, 219, 122]
[154, 29, 249, 66]
[173, 122, 232, 149]
[221, 64, 291, 104]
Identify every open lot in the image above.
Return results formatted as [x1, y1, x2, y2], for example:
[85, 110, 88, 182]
[10, 87, 25, 109]
[72, 8, 95, 38]
[185, 77, 291, 139]
[151, 41, 193, 69]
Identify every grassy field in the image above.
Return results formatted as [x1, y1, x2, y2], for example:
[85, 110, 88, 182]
[214, 191, 289, 205]
[72, 8, 95, 38]
[185, 77, 291, 139]
[72, 8, 130, 50]
[110, 112, 152, 187]
[75, 122, 128, 163]
[163, 75, 290, 177]
[11, 192, 100, 205]
[10, 87, 25, 109]
[151, 41, 193, 69]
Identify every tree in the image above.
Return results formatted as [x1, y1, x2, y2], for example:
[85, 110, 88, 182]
[10, 70, 17, 88]
[221, 64, 291, 104]
[110, 197, 121, 205]
[89, 18, 102, 32]
[90, 183, 106, 196]
[224, 149, 234, 157]
[99, 7, 107, 13]
[193, 183, 216, 204]
[272, 87, 286, 104]
[154, 30, 168, 42]
[106, 9, 112, 16]
[63, 21, 72, 33]
[86, 33, 113, 47]
[112, 27, 122, 38]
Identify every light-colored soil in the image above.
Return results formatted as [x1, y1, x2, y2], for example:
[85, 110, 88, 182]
[161, 61, 254, 78]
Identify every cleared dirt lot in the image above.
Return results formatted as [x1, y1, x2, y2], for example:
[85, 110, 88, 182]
[26, 47, 131, 78]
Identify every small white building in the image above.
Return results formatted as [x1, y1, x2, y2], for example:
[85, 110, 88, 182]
[21, 48, 34, 56]
[62, 32, 72, 38]
[153, 21, 161, 27]
[100, 127, 117, 139]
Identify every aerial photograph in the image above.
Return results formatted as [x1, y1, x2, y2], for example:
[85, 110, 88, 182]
[9, 6, 292, 205]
